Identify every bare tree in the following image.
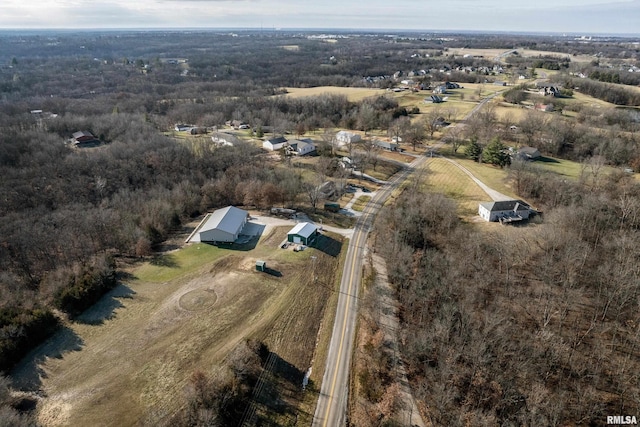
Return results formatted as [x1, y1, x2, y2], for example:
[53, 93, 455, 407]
[442, 125, 465, 153]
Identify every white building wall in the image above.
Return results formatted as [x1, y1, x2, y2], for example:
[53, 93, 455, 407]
[199, 229, 236, 242]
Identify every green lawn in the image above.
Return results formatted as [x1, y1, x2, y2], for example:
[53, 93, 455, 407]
[134, 243, 228, 283]
[453, 158, 518, 199]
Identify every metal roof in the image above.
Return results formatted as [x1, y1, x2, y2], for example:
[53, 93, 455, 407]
[201, 206, 248, 235]
[288, 222, 318, 238]
[480, 200, 530, 212]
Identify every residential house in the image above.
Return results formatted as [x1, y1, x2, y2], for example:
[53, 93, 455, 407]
[211, 131, 243, 147]
[478, 200, 531, 223]
[374, 140, 399, 151]
[262, 136, 288, 151]
[71, 131, 101, 147]
[174, 124, 194, 132]
[287, 139, 316, 156]
[335, 131, 361, 146]
[516, 146, 541, 161]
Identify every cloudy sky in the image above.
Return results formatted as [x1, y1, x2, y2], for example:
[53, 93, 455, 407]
[0, 0, 638, 34]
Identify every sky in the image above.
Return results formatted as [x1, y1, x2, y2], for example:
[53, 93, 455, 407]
[0, 0, 639, 35]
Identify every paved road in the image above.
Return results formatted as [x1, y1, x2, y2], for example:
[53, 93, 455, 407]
[312, 154, 427, 427]
[312, 89, 507, 427]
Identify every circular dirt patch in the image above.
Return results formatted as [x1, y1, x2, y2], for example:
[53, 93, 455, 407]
[178, 288, 218, 311]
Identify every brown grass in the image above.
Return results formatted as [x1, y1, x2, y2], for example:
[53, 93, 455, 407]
[282, 87, 387, 102]
[24, 229, 345, 426]
[423, 157, 491, 217]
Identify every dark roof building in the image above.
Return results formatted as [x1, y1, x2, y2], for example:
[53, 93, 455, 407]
[71, 131, 101, 147]
[287, 222, 319, 245]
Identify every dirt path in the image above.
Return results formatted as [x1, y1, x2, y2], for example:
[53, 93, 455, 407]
[370, 253, 426, 427]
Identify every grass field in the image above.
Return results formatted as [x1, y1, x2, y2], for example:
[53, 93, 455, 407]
[283, 86, 387, 102]
[18, 227, 345, 426]
[453, 158, 518, 200]
[423, 157, 493, 217]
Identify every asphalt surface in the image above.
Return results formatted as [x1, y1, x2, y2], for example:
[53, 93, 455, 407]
[312, 89, 507, 426]
[312, 154, 427, 427]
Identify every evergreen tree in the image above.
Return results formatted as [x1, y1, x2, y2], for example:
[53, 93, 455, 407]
[465, 138, 483, 162]
[483, 137, 511, 167]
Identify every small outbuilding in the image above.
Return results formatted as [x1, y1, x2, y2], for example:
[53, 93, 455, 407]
[287, 222, 319, 245]
[256, 260, 266, 272]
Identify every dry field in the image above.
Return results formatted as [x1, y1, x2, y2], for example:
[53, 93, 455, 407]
[12, 226, 345, 426]
[423, 157, 494, 217]
[282, 86, 387, 102]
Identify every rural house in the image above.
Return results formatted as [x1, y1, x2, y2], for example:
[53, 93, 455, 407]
[515, 146, 541, 161]
[262, 136, 288, 151]
[71, 131, 101, 147]
[195, 206, 249, 243]
[287, 222, 319, 245]
[211, 131, 242, 147]
[374, 140, 399, 151]
[478, 200, 531, 223]
[335, 131, 361, 146]
[287, 139, 316, 156]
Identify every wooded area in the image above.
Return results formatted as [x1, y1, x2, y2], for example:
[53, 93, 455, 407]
[373, 171, 640, 425]
[0, 28, 639, 423]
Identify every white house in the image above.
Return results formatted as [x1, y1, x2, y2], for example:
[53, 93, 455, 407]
[287, 222, 319, 245]
[195, 206, 249, 243]
[288, 139, 316, 156]
[211, 132, 242, 147]
[335, 131, 361, 147]
[478, 200, 531, 222]
[262, 136, 288, 151]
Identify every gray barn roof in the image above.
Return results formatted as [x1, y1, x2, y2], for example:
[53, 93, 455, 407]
[201, 206, 248, 235]
[480, 200, 530, 212]
[288, 222, 318, 238]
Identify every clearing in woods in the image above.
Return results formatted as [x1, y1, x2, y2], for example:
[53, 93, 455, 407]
[13, 225, 344, 426]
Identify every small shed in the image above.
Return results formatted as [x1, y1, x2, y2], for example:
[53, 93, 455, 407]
[256, 260, 266, 272]
[287, 222, 319, 245]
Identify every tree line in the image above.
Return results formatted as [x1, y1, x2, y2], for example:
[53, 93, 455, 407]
[374, 170, 640, 425]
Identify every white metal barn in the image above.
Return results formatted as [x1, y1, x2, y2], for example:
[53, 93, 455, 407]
[197, 206, 249, 243]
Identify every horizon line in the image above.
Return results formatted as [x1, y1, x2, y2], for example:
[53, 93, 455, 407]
[0, 27, 638, 38]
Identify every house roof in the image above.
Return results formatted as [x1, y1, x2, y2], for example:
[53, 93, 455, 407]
[288, 222, 318, 238]
[201, 206, 248, 235]
[480, 200, 530, 212]
[72, 130, 95, 139]
[374, 140, 399, 149]
[266, 136, 287, 145]
[518, 146, 541, 157]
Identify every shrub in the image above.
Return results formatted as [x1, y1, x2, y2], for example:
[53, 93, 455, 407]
[53, 256, 117, 318]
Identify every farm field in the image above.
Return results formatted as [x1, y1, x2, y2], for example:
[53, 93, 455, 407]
[12, 226, 345, 426]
